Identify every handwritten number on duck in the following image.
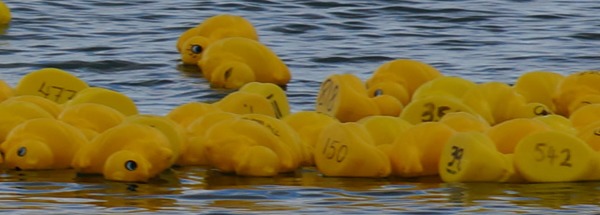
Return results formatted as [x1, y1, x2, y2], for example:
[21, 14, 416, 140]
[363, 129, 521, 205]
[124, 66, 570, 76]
[534, 143, 572, 167]
[318, 79, 338, 112]
[322, 138, 347, 163]
[38, 82, 77, 102]
[266, 94, 283, 119]
[446, 145, 463, 174]
[421, 102, 451, 122]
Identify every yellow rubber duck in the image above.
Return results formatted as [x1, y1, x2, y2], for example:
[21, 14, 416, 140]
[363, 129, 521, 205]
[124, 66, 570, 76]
[399, 95, 477, 124]
[15, 68, 89, 104]
[411, 76, 478, 101]
[281, 111, 339, 166]
[366, 59, 442, 103]
[0, 80, 14, 102]
[182, 111, 238, 166]
[65, 87, 138, 116]
[554, 70, 600, 116]
[0, 1, 11, 25]
[239, 82, 290, 119]
[1, 118, 88, 170]
[177, 14, 259, 62]
[315, 73, 380, 122]
[72, 123, 174, 182]
[203, 117, 298, 176]
[357, 115, 412, 146]
[214, 91, 277, 118]
[533, 114, 577, 135]
[388, 122, 455, 177]
[513, 71, 564, 113]
[371, 94, 404, 117]
[514, 130, 600, 182]
[166, 101, 221, 128]
[314, 121, 391, 177]
[576, 121, 600, 152]
[197, 37, 290, 89]
[366, 81, 410, 106]
[0, 100, 54, 142]
[58, 103, 125, 140]
[439, 132, 519, 183]
[2, 95, 63, 117]
[569, 104, 600, 130]
[438, 112, 490, 132]
[124, 114, 186, 165]
[486, 118, 551, 154]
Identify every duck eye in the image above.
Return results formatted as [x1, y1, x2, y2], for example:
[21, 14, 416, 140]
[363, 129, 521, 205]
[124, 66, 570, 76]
[224, 67, 233, 80]
[125, 160, 137, 171]
[373, 89, 383, 96]
[17, 147, 26, 157]
[191, 45, 203, 54]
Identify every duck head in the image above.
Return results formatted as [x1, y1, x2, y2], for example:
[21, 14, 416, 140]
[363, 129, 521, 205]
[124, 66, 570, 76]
[209, 61, 255, 89]
[103, 150, 152, 182]
[4, 140, 54, 170]
[181, 36, 210, 65]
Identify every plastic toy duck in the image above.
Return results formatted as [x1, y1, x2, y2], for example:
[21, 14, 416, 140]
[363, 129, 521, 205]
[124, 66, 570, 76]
[181, 111, 238, 166]
[439, 132, 521, 183]
[514, 130, 600, 182]
[533, 114, 577, 135]
[124, 114, 186, 165]
[197, 37, 291, 89]
[411, 76, 478, 101]
[388, 122, 455, 177]
[314, 121, 391, 177]
[1, 118, 88, 170]
[203, 117, 299, 176]
[400, 95, 477, 124]
[315, 73, 381, 122]
[58, 103, 126, 140]
[366, 59, 443, 103]
[438, 112, 490, 132]
[576, 121, 600, 152]
[166, 101, 221, 128]
[239, 82, 290, 119]
[0, 80, 14, 102]
[2, 95, 63, 117]
[72, 123, 174, 182]
[0, 100, 54, 142]
[569, 104, 600, 130]
[214, 91, 278, 118]
[357, 115, 412, 146]
[513, 71, 564, 113]
[15, 68, 89, 104]
[486, 118, 551, 154]
[177, 14, 259, 63]
[65, 87, 138, 116]
[0, 1, 11, 25]
[461, 81, 551, 125]
[282, 111, 339, 166]
[553, 71, 600, 116]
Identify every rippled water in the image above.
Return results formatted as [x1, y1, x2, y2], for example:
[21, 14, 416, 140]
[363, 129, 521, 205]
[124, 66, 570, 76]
[1, 0, 600, 213]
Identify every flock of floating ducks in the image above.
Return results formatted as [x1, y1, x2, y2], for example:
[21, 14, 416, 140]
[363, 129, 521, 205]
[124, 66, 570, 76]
[2, 2, 600, 183]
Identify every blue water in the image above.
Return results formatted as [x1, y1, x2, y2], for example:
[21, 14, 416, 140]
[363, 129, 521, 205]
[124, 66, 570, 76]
[1, 0, 600, 214]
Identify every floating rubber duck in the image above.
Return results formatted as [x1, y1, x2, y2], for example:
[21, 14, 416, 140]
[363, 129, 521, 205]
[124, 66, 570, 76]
[166, 101, 221, 128]
[576, 121, 600, 152]
[366, 59, 442, 104]
[513, 71, 564, 113]
[357, 115, 412, 146]
[533, 114, 577, 135]
[0, 100, 54, 142]
[177, 14, 259, 63]
[239, 82, 290, 119]
[214, 91, 277, 118]
[241, 113, 304, 167]
[554, 70, 600, 116]
[203, 117, 298, 176]
[438, 112, 490, 132]
[366, 81, 410, 106]
[15, 68, 89, 104]
[315, 73, 380, 122]
[124, 114, 186, 165]
[0, 1, 11, 25]
[411, 76, 477, 101]
[197, 37, 290, 89]
[485, 118, 551, 154]
[0, 80, 14, 102]
[314, 121, 391, 177]
[461, 81, 551, 125]
[514, 130, 600, 182]
[282, 111, 339, 166]
[1, 118, 88, 170]
[72, 123, 174, 182]
[65, 87, 138, 116]
[568, 104, 600, 130]
[58, 103, 126, 140]
[399, 95, 477, 124]
[181, 111, 238, 166]
[2, 95, 63, 117]
[439, 132, 519, 182]
[388, 122, 455, 177]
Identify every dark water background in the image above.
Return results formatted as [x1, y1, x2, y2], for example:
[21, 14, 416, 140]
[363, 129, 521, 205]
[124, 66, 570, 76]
[1, 0, 600, 214]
